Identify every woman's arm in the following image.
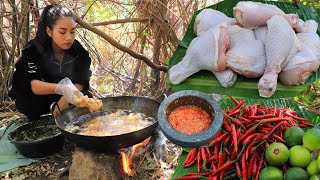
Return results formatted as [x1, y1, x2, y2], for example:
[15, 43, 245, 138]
[30, 80, 57, 95]
[31, 80, 84, 95]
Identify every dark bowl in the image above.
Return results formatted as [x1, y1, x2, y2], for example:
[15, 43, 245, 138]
[158, 90, 223, 147]
[8, 116, 64, 158]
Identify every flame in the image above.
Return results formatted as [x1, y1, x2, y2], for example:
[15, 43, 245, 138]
[119, 137, 152, 176]
[120, 150, 134, 176]
[130, 136, 151, 158]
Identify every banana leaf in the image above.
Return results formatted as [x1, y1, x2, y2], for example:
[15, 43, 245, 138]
[167, 0, 320, 99]
[171, 97, 320, 179]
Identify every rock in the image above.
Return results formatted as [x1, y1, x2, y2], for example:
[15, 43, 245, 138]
[69, 147, 122, 180]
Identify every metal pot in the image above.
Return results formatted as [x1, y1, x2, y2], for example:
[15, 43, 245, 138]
[8, 116, 64, 158]
[54, 96, 160, 152]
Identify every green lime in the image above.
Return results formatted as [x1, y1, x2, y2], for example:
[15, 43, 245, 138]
[259, 166, 283, 180]
[265, 142, 289, 166]
[303, 128, 320, 151]
[289, 145, 311, 167]
[284, 167, 309, 180]
[310, 174, 320, 180]
[283, 126, 304, 147]
[307, 160, 320, 176]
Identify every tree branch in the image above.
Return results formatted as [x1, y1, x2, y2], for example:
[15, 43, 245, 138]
[91, 17, 149, 26]
[48, 0, 168, 72]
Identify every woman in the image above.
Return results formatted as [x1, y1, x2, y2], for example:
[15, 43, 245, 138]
[10, 5, 92, 121]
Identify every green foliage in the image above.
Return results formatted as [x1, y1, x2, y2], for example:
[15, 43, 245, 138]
[167, 0, 320, 99]
[85, 1, 115, 22]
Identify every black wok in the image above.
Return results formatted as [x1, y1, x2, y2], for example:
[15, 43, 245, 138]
[54, 96, 160, 152]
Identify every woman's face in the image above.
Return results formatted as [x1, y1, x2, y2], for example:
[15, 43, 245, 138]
[46, 17, 76, 52]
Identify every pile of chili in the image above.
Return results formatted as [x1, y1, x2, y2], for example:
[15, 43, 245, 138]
[176, 96, 314, 180]
[168, 105, 212, 134]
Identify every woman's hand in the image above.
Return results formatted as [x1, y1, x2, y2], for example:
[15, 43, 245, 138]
[53, 96, 69, 117]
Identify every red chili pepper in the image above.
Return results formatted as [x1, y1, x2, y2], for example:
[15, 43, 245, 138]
[223, 120, 232, 132]
[183, 148, 198, 167]
[284, 112, 307, 121]
[218, 143, 224, 168]
[174, 175, 201, 180]
[249, 114, 275, 120]
[231, 151, 237, 160]
[239, 122, 262, 142]
[260, 117, 291, 123]
[272, 134, 286, 143]
[227, 109, 241, 117]
[239, 116, 251, 124]
[188, 172, 211, 176]
[241, 155, 248, 180]
[210, 160, 235, 176]
[252, 154, 259, 178]
[224, 147, 230, 155]
[300, 121, 314, 127]
[209, 163, 218, 180]
[235, 161, 242, 178]
[214, 144, 219, 162]
[250, 105, 257, 116]
[276, 109, 283, 118]
[224, 135, 231, 144]
[231, 124, 238, 153]
[197, 151, 202, 173]
[264, 121, 285, 140]
[207, 155, 216, 162]
[248, 152, 258, 178]
[230, 96, 240, 105]
[201, 148, 208, 166]
[210, 133, 228, 146]
[254, 156, 265, 180]
[228, 100, 246, 113]
[205, 146, 212, 158]
[183, 156, 197, 167]
[232, 118, 247, 131]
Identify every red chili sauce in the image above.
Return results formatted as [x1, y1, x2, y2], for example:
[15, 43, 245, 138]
[168, 105, 212, 134]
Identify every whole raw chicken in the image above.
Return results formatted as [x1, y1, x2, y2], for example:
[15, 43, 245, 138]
[194, 9, 237, 36]
[226, 25, 266, 78]
[279, 44, 319, 85]
[169, 23, 229, 86]
[233, 1, 299, 29]
[296, 20, 320, 62]
[258, 15, 301, 98]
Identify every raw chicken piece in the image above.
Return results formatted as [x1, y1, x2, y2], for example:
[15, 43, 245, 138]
[258, 15, 301, 98]
[296, 20, 320, 61]
[169, 23, 229, 85]
[212, 68, 237, 87]
[295, 19, 307, 33]
[227, 41, 266, 78]
[194, 9, 237, 36]
[233, 1, 299, 29]
[227, 25, 256, 49]
[254, 26, 268, 42]
[279, 44, 319, 85]
[226, 25, 266, 78]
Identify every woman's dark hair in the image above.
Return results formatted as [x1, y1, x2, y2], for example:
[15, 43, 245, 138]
[34, 5, 75, 52]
